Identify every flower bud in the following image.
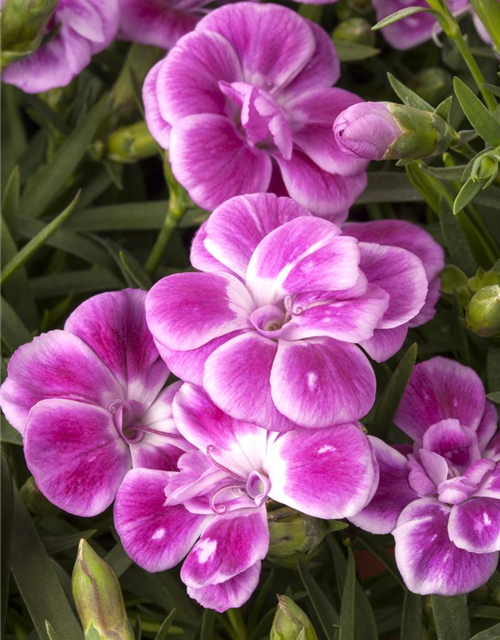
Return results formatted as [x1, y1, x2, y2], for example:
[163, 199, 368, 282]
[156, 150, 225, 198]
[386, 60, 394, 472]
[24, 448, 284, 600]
[333, 18, 375, 46]
[468, 268, 500, 293]
[106, 121, 157, 164]
[471, 151, 500, 189]
[1, 0, 58, 70]
[408, 68, 452, 106]
[20, 476, 58, 515]
[270, 596, 318, 640]
[267, 506, 329, 559]
[333, 102, 455, 161]
[466, 285, 500, 338]
[72, 540, 134, 640]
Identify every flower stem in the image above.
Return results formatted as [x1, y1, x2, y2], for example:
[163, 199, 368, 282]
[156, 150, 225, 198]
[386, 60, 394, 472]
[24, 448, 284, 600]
[145, 154, 186, 276]
[227, 609, 247, 640]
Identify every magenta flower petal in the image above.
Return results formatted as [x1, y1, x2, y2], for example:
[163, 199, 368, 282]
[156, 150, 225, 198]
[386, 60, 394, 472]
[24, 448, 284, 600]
[191, 193, 310, 279]
[358, 242, 428, 329]
[0, 331, 122, 435]
[114, 468, 209, 572]
[246, 217, 359, 305]
[359, 325, 408, 363]
[449, 497, 500, 554]
[204, 333, 298, 432]
[350, 437, 418, 534]
[275, 151, 367, 224]
[143, 61, 172, 150]
[24, 399, 130, 517]
[477, 402, 499, 452]
[267, 423, 378, 519]
[394, 498, 498, 595]
[422, 420, 481, 468]
[181, 509, 269, 588]
[196, 3, 316, 91]
[270, 338, 376, 428]
[146, 272, 253, 352]
[290, 88, 369, 177]
[119, 0, 202, 50]
[170, 114, 272, 210]
[65, 289, 168, 407]
[187, 561, 261, 613]
[396, 357, 487, 443]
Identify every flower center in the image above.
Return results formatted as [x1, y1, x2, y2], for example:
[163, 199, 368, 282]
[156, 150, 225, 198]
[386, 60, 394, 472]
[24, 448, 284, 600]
[250, 298, 304, 339]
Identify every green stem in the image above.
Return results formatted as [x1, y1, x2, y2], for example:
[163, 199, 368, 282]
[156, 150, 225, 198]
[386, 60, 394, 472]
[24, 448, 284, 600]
[227, 609, 247, 640]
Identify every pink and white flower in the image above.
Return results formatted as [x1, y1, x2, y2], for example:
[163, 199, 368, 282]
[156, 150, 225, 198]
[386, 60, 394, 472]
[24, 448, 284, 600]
[2, 0, 120, 94]
[146, 193, 430, 431]
[115, 383, 378, 611]
[0, 289, 188, 517]
[143, 2, 369, 223]
[351, 357, 500, 595]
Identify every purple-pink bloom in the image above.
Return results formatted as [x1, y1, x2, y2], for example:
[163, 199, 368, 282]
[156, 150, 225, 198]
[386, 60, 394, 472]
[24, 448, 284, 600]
[333, 103, 402, 161]
[145, 193, 430, 431]
[0, 289, 188, 517]
[114, 383, 378, 611]
[118, 0, 207, 50]
[351, 357, 500, 595]
[343, 219, 445, 361]
[143, 2, 369, 223]
[372, 0, 471, 50]
[2, 0, 120, 94]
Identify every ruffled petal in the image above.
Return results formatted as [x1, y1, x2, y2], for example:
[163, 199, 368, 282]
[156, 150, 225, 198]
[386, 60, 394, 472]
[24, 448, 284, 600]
[146, 272, 253, 351]
[422, 420, 480, 469]
[143, 61, 172, 149]
[449, 497, 500, 554]
[24, 399, 129, 517]
[350, 437, 417, 534]
[395, 357, 487, 443]
[393, 498, 498, 595]
[187, 561, 261, 612]
[359, 325, 408, 363]
[267, 423, 377, 519]
[114, 468, 209, 572]
[270, 338, 376, 428]
[0, 330, 122, 435]
[169, 114, 272, 211]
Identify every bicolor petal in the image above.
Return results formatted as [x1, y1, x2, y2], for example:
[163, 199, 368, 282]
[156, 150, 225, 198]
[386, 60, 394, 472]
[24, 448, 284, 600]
[449, 497, 500, 554]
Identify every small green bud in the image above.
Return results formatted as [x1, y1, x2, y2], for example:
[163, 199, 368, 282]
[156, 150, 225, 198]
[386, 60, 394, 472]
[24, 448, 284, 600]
[471, 152, 500, 189]
[267, 506, 329, 559]
[468, 268, 500, 293]
[72, 540, 134, 640]
[271, 596, 318, 640]
[1, 0, 59, 70]
[466, 285, 500, 338]
[20, 476, 58, 515]
[385, 103, 455, 160]
[408, 68, 452, 106]
[333, 18, 375, 46]
[106, 121, 157, 164]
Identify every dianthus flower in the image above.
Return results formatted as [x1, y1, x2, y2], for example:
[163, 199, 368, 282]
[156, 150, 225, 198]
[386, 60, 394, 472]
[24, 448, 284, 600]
[115, 383, 378, 611]
[143, 2, 368, 223]
[118, 0, 207, 50]
[2, 0, 120, 94]
[0, 289, 188, 516]
[351, 357, 500, 595]
[372, 0, 486, 50]
[146, 194, 429, 431]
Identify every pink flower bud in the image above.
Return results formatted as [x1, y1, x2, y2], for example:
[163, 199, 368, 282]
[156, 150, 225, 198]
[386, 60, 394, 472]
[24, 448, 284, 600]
[333, 102, 402, 160]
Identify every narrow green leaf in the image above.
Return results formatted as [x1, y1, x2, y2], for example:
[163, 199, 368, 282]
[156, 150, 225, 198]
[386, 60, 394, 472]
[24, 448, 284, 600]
[434, 96, 453, 121]
[1, 191, 80, 286]
[339, 547, 356, 640]
[1, 416, 23, 445]
[356, 531, 404, 588]
[488, 348, 500, 392]
[2, 87, 27, 191]
[454, 78, 500, 147]
[371, 343, 417, 439]
[19, 94, 109, 219]
[483, 83, 500, 99]
[11, 483, 84, 640]
[43, 530, 97, 555]
[388, 74, 434, 112]
[469, 605, 500, 620]
[470, 622, 500, 639]
[248, 569, 276, 634]
[431, 595, 470, 640]
[298, 562, 340, 640]
[453, 178, 483, 214]
[66, 202, 167, 231]
[373, 7, 434, 31]
[1, 451, 13, 636]
[470, 0, 500, 55]
[155, 610, 177, 640]
[45, 621, 64, 640]
[357, 173, 423, 204]
[25, 94, 71, 137]
[332, 40, 380, 62]
[119, 251, 152, 291]
[400, 593, 422, 640]
[2, 165, 20, 230]
[104, 542, 134, 579]
[420, 164, 466, 181]
[487, 391, 500, 404]
[1, 296, 32, 352]
[200, 609, 216, 640]
[476, 186, 500, 209]
[135, 616, 142, 640]
[30, 269, 122, 299]
[438, 197, 478, 276]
